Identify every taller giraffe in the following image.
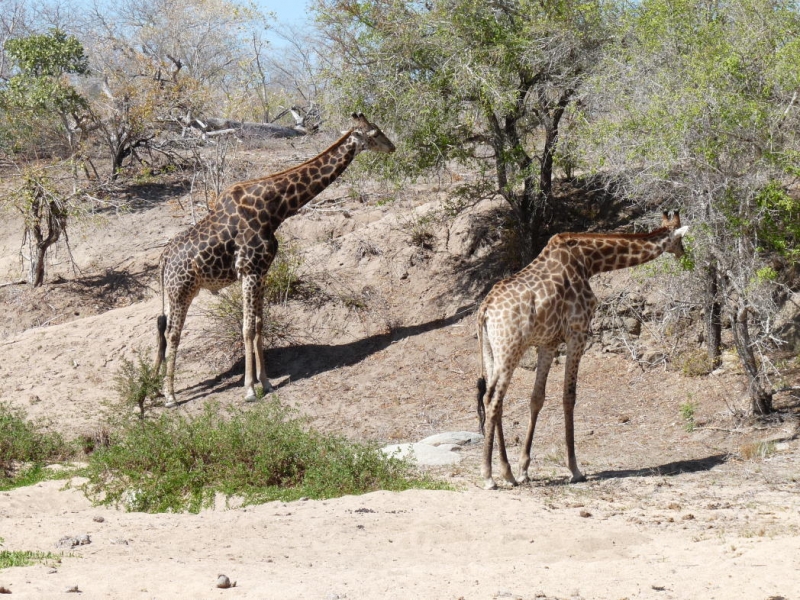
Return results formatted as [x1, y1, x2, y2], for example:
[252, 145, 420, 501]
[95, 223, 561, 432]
[476, 212, 689, 489]
[154, 113, 395, 406]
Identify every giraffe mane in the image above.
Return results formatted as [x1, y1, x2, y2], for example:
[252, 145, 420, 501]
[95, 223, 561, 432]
[554, 227, 671, 243]
[237, 129, 355, 186]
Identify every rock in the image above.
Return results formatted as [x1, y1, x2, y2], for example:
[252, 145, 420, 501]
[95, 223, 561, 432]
[446, 213, 478, 256]
[383, 431, 485, 466]
[216, 574, 236, 589]
[56, 535, 91, 549]
[622, 317, 641, 336]
[381, 442, 461, 466]
[92, 516, 105, 523]
[418, 431, 483, 447]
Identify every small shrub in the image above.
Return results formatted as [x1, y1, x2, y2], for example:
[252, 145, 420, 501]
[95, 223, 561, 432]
[264, 238, 303, 303]
[113, 349, 164, 419]
[0, 402, 69, 487]
[679, 400, 698, 432]
[401, 212, 437, 250]
[203, 287, 298, 365]
[82, 399, 446, 513]
[740, 440, 776, 461]
[676, 349, 714, 377]
[202, 238, 303, 366]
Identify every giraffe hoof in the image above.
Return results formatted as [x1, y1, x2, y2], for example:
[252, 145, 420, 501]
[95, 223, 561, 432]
[244, 394, 259, 403]
[164, 400, 177, 409]
[570, 473, 587, 484]
[483, 479, 498, 491]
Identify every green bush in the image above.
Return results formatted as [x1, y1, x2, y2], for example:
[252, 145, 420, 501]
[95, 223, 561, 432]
[113, 349, 164, 419]
[82, 399, 446, 513]
[0, 402, 70, 488]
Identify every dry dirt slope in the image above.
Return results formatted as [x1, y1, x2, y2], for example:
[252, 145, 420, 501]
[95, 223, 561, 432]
[1, 141, 799, 599]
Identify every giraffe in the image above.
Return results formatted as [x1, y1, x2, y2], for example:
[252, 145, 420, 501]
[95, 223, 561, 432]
[153, 113, 395, 407]
[475, 212, 689, 490]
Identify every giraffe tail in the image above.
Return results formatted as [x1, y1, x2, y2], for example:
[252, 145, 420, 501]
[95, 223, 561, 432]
[476, 304, 488, 436]
[154, 257, 167, 374]
[476, 376, 487, 436]
[156, 314, 167, 371]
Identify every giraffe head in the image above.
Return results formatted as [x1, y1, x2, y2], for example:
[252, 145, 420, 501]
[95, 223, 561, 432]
[660, 211, 689, 258]
[350, 112, 396, 154]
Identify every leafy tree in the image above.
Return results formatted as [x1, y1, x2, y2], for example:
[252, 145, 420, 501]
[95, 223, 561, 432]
[0, 29, 88, 286]
[0, 28, 89, 155]
[580, 0, 800, 414]
[315, 0, 616, 265]
[79, 0, 274, 177]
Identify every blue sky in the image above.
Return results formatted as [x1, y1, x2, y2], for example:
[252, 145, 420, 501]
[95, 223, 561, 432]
[253, 0, 313, 46]
[255, 0, 311, 26]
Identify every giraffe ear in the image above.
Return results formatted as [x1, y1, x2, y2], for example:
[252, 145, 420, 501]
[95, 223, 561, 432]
[674, 225, 689, 238]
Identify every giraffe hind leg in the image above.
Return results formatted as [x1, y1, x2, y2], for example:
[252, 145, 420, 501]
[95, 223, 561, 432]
[151, 314, 167, 397]
[163, 301, 191, 408]
[518, 346, 556, 484]
[480, 371, 517, 490]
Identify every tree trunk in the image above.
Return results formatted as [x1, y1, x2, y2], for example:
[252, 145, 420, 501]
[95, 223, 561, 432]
[705, 261, 722, 368]
[31, 243, 47, 287]
[731, 304, 773, 415]
[24, 187, 65, 287]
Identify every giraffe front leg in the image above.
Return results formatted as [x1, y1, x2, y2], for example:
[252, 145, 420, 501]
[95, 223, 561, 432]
[518, 346, 556, 484]
[252, 285, 274, 397]
[563, 334, 587, 483]
[241, 276, 260, 402]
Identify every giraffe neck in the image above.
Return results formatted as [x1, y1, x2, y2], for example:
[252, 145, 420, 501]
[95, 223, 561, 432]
[282, 131, 362, 220]
[559, 229, 673, 276]
[236, 130, 363, 223]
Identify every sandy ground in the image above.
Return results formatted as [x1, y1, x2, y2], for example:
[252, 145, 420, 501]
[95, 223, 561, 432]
[1, 139, 799, 599]
[2, 472, 799, 599]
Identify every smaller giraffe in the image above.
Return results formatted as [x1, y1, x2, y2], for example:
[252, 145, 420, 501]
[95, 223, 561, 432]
[154, 113, 395, 406]
[476, 212, 689, 490]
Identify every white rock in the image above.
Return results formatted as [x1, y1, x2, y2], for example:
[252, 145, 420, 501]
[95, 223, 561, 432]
[381, 442, 462, 466]
[418, 431, 483, 447]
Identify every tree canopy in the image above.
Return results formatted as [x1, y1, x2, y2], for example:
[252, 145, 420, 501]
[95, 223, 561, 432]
[316, 0, 616, 263]
[579, 0, 800, 413]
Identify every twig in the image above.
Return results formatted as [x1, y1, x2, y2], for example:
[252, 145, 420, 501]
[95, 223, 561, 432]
[695, 426, 744, 434]
[0, 279, 26, 288]
[774, 386, 800, 394]
[35, 315, 64, 328]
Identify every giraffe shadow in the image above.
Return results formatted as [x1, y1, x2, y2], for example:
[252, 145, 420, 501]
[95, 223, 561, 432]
[525, 453, 732, 488]
[181, 305, 475, 401]
[588, 453, 731, 481]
